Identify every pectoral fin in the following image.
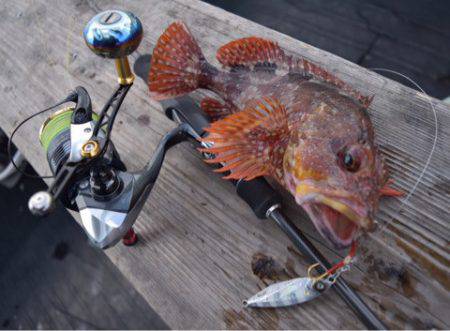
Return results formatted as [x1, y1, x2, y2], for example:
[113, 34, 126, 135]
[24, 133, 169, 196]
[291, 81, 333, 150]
[200, 97, 236, 121]
[199, 97, 290, 181]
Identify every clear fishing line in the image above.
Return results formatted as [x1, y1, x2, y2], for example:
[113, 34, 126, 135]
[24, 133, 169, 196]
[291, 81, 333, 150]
[369, 68, 438, 232]
[7, 96, 76, 179]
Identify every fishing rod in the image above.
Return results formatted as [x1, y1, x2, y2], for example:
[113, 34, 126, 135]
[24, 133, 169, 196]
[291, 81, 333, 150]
[158, 95, 386, 330]
[12, 9, 385, 329]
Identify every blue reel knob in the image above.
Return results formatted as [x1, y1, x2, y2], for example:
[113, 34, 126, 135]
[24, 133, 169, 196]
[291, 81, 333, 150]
[83, 10, 143, 59]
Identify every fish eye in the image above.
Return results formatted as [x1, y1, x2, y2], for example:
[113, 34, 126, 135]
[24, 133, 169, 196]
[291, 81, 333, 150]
[338, 147, 361, 172]
[343, 152, 359, 172]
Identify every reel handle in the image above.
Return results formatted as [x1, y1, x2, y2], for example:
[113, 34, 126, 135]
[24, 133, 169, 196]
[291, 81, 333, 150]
[83, 10, 143, 85]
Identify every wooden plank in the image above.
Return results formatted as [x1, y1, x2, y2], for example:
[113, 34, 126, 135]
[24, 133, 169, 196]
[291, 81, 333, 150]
[0, 0, 448, 329]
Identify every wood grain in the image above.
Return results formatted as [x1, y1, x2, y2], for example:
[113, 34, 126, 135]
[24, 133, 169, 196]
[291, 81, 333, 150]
[0, 0, 448, 329]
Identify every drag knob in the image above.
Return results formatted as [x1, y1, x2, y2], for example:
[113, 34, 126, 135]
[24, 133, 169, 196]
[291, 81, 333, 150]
[83, 10, 143, 85]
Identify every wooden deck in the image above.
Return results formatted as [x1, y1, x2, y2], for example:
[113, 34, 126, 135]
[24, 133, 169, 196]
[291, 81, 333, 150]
[0, 0, 448, 329]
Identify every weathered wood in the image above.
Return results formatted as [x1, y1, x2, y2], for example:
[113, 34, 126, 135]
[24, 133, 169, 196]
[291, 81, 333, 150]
[0, 0, 448, 329]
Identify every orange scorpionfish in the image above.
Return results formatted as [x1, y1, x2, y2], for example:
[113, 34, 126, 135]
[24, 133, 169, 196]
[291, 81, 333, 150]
[148, 22, 402, 249]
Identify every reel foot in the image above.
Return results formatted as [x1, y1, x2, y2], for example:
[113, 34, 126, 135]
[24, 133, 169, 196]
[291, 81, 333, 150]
[122, 228, 138, 246]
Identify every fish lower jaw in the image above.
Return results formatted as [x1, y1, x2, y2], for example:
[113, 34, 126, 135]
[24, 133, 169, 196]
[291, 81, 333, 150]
[299, 198, 363, 249]
[295, 190, 371, 229]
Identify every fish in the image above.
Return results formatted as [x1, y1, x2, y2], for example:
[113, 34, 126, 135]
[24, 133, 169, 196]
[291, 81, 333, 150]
[148, 22, 402, 249]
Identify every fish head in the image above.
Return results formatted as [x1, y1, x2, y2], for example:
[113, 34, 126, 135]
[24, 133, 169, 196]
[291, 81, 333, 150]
[283, 98, 386, 249]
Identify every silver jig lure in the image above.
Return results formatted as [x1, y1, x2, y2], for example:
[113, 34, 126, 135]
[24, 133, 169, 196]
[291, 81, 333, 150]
[244, 262, 350, 308]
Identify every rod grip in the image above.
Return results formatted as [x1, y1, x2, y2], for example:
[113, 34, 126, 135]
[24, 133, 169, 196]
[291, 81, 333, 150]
[235, 178, 282, 219]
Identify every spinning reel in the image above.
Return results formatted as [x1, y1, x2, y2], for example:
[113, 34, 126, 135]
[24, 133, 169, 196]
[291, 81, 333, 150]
[27, 10, 192, 249]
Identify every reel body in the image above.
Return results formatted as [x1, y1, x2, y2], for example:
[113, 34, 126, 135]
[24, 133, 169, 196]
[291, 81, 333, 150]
[76, 171, 151, 248]
[27, 56, 190, 249]
[32, 97, 189, 248]
[29, 84, 147, 249]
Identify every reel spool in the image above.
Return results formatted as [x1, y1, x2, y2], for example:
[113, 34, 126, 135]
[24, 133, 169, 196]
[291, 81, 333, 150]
[36, 103, 126, 212]
[39, 108, 101, 174]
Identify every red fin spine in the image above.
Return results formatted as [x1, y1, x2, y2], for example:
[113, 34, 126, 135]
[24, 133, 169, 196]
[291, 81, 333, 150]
[202, 97, 290, 181]
[216, 37, 288, 70]
[200, 97, 235, 121]
[380, 179, 404, 197]
[149, 21, 206, 100]
[298, 59, 374, 108]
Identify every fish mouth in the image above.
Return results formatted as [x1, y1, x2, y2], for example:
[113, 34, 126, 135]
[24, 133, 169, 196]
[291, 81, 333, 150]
[296, 184, 372, 249]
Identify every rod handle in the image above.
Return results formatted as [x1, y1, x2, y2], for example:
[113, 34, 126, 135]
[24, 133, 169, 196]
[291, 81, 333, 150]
[235, 178, 282, 219]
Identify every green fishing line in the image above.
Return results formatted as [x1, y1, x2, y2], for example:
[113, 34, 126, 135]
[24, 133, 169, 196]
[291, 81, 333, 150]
[39, 108, 100, 152]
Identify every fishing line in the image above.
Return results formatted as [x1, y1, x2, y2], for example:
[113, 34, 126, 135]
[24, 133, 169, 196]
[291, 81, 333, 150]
[369, 68, 438, 232]
[7, 96, 75, 179]
[8, 6, 76, 180]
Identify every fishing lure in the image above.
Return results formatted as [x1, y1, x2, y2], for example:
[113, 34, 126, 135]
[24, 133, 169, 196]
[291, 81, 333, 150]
[148, 22, 402, 249]
[245, 242, 356, 308]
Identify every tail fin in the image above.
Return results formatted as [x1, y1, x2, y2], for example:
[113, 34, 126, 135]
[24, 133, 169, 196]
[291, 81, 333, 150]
[149, 21, 206, 101]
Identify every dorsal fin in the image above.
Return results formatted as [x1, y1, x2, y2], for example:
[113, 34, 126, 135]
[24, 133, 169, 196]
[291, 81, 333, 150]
[199, 97, 290, 181]
[294, 58, 374, 108]
[216, 37, 289, 72]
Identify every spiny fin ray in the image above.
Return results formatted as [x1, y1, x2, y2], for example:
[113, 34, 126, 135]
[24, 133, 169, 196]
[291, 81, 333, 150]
[149, 21, 205, 100]
[201, 97, 290, 181]
[216, 37, 289, 72]
[201, 97, 236, 121]
[294, 58, 374, 108]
